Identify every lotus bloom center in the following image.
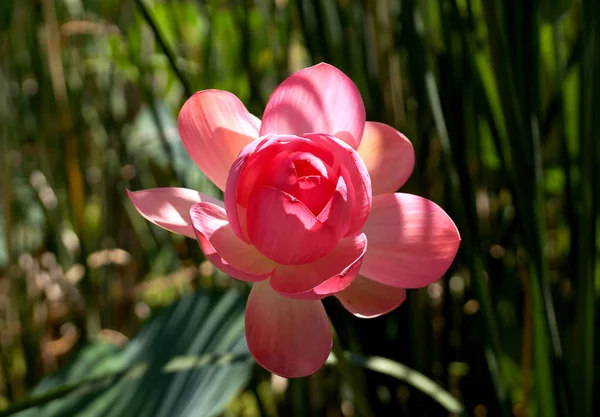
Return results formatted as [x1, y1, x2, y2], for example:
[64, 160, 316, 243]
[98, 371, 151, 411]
[225, 133, 371, 267]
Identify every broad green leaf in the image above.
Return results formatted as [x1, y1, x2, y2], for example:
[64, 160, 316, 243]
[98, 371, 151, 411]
[5, 289, 251, 417]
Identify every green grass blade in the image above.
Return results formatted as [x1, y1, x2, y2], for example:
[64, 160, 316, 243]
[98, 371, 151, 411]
[327, 352, 465, 415]
[573, 1, 599, 416]
[134, 0, 192, 97]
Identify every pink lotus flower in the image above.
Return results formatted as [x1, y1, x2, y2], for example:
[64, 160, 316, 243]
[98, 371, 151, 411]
[128, 63, 460, 378]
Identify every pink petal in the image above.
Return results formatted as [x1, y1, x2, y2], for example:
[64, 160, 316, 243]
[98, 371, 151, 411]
[178, 90, 260, 191]
[306, 133, 372, 235]
[315, 175, 351, 238]
[189, 202, 275, 282]
[127, 188, 222, 238]
[270, 233, 367, 298]
[246, 186, 342, 265]
[260, 63, 366, 149]
[288, 151, 331, 178]
[225, 153, 253, 243]
[235, 135, 333, 210]
[335, 275, 406, 318]
[282, 151, 338, 214]
[357, 122, 415, 195]
[245, 280, 332, 378]
[361, 193, 460, 288]
[285, 175, 334, 215]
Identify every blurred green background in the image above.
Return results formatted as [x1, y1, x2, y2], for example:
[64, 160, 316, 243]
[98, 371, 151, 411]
[0, 0, 598, 416]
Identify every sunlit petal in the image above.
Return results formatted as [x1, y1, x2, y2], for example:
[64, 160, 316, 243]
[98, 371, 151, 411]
[357, 122, 415, 195]
[178, 90, 260, 190]
[361, 193, 460, 288]
[336, 275, 406, 318]
[245, 281, 332, 378]
[127, 187, 222, 238]
[190, 202, 275, 282]
[260, 63, 365, 149]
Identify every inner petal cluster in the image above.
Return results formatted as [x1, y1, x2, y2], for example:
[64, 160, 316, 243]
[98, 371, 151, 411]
[277, 152, 336, 215]
[225, 133, 372, 266]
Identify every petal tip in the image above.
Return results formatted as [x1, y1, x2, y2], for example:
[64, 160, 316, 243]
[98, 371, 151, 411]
[247, 334, 331, 379]
[336, 276, 406, 319]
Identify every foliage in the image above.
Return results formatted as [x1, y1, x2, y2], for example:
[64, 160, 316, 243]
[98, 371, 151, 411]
[4, 289, 251, 417]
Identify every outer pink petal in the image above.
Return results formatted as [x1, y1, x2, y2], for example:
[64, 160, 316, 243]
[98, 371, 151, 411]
[357, 122, 415, 195]
[178, 90, 260, 191]
[361, 193, 460, 288]
[127, 188, 222, 238]
[335, 275, 406, 318]
[246, 186, 341, 265]
[260, 63, 366, 149]
[245, 280, 332, 378]
[189, 202, 275, 282]
[270, 233, 367, 298]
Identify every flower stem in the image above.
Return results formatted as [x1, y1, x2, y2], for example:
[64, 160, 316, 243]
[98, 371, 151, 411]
[330, 323, 373, 417]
